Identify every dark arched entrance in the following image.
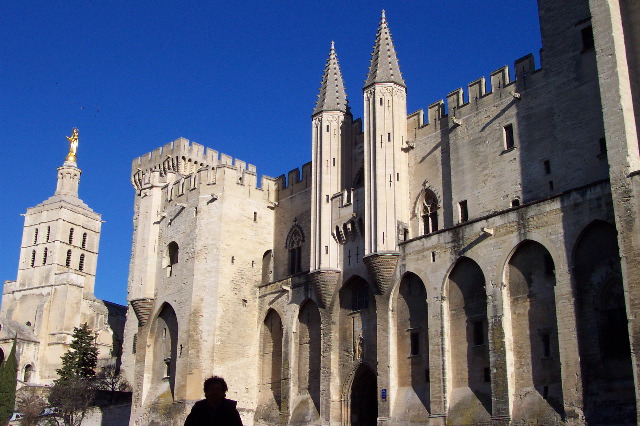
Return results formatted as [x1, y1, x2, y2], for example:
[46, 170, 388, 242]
[350, 365, 377, 425]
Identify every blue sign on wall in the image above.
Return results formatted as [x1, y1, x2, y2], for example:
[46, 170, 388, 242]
[381, 388, 387, 401]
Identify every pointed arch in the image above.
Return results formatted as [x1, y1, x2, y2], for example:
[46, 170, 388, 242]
[342, 363, 377, 425]
[286, 224, 304, 275]
[572, 220, 635, 424]
[293, 300, 321, 420]
[23, 363, 33, 383]
[151, 303, 179, 399]
[260, 309, 284, 411]
[445, 256, 491, 422]
[394, 272, 430, 418]
[505, 240, 563, 421]
[339, 276, 377, 370]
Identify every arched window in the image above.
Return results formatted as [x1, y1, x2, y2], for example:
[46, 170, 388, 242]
[262, 250, 274, 284]
[23, 364, 33, 383]
[351, 281, 369, 312]
[30, 250, 36, 267]
[42, 248, 48, 265]
[165, 242, 179, 277]
[68, 228, 74, 245]
[33, 228, 38, 245]
[46, 226, 51, 242]
[79, 254, 85, 271]
[286, 225, 304, 275]
[66, 250, 72, 267]
[422, 190, 439, 234]
[82, 233, 87, 249]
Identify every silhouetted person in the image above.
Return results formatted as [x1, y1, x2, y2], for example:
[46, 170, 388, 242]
[185, 376, 243, 426]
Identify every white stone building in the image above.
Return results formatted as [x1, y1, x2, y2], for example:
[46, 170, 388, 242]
[1, 143, 126, 388]
[124, 1, 640, 424]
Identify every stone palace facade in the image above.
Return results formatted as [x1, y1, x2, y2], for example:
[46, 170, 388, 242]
[123, 1, 640, 424]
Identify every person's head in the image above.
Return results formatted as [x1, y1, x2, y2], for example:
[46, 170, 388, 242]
[203, 376, 228, 403]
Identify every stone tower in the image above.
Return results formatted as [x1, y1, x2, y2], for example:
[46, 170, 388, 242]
[1, 132, 126, 386]
[362, 11, 409, 294]
[309, 42, 351, 305]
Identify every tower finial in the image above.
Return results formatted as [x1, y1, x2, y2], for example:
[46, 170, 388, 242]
[65, 127, 79, 164]
[313, 42, 348, 115]
[364, 11, 405, 88]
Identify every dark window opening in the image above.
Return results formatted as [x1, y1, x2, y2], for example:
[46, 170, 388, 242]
[33, 229, 38, 245]
[484, 367, 491, 383]
[66, 250, 72, 267]
[459, 200, 469, 223]
[511, 199, 520, 207]
[42, 248, 48, 265]
[410, 332, 420, 356]
[68, 228, 74, 245]
[30, 250, 36, 268]
[599, 137, 607, 156]
[549, 180, 554, 191]
[544, 160, 551, 174]
[79, 254, 85, 272]
[289, 247, 302, 275]
[473, 320, 485, 346]
[504, 124, 514, 149]
[82, 233, 87, 249]
[581, 26, 594, 51]
[351, 284, 369, 311]
[423, 190, 439, 234]
[541, 332, 551, 358]
[254, 212, 257, 222]
[46, 226, 50, 242]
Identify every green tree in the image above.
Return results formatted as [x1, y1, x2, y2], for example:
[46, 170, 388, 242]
[0, 338, 18, 426]
[55, 323, 98, 382]
[49, 324, 99, 426]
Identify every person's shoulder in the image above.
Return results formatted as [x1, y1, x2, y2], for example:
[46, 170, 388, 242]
[223, 398, 238, 408]
[191, 399, 209, 409]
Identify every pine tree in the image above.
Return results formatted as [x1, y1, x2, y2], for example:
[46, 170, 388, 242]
[49, 324, 99, 426]
[0, 337, 18, 426]
[55, 323, 98, 383]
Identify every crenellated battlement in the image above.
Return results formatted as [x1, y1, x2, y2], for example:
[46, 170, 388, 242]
[275, 161, 312, 199]
[408, 53, 540, 135]
[131, 137, 275, 192]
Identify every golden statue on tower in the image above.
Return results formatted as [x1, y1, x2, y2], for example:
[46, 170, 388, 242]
[65, 127, 79, 163]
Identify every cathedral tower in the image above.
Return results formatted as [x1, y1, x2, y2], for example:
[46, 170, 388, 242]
[362, 11, 409, 293]
[1, 130, 124, 386]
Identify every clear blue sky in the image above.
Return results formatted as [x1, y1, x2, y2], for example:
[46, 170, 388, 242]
[1, 1, 542, 306]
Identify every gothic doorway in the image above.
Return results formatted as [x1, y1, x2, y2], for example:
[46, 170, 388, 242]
[350, 365, 377, 425]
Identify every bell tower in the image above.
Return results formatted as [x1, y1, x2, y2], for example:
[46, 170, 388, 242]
[1, 129, 104, 383]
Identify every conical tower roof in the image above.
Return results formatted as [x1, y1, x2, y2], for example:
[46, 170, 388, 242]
[364, 10, 405, 88]
[313, 41, 348, 115]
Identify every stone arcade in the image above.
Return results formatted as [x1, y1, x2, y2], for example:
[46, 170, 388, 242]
[124, 1, 640, 424]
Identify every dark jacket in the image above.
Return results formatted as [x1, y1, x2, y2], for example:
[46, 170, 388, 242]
[184, 398, 243, 426]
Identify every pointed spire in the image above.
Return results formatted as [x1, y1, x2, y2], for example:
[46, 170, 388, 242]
[313, 41, 348, 115]
[364, 10, 405, 88]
